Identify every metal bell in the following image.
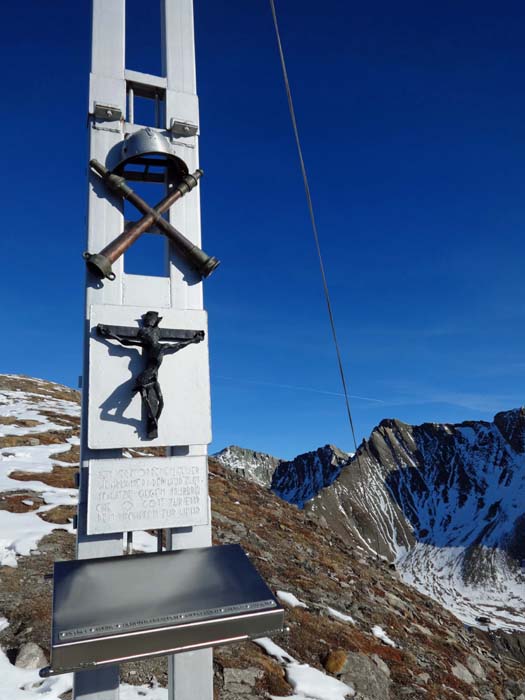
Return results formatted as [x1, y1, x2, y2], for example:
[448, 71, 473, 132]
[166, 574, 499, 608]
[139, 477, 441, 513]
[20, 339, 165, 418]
[113, 127, 189, 183]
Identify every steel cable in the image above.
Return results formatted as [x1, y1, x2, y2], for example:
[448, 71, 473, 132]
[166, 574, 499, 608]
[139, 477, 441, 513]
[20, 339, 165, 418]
[268, 0, 383, 558]
[268, 0, 358, 453]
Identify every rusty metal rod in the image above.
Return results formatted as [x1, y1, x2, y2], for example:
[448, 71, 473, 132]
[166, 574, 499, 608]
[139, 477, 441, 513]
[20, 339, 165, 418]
[90, 160, 212, 265]
[84, 162, 219, 280]
[89, 165, 192, 261]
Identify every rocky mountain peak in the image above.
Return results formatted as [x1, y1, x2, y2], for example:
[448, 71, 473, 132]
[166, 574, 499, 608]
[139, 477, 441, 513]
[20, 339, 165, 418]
[212, 445, 281, 487]
[295, 409, 525, 632]
[494, 407, 525, 453]
[271, 443, 351, 508]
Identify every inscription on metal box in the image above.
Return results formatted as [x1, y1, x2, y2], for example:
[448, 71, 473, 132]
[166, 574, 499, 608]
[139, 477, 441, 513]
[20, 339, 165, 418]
[86, 455, 208, 535]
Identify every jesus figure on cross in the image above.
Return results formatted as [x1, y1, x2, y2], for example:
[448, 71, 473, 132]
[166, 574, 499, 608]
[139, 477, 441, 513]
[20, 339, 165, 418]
[97, 310, 204, 439]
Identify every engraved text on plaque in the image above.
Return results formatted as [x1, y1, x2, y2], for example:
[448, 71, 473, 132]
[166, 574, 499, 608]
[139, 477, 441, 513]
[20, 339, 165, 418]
[86, 456, 209, 535]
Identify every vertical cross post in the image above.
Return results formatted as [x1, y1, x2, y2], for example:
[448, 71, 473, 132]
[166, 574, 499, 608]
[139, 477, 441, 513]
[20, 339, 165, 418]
[161, 4, 213, 698]
[75, 1, 212, 698]
[75, 1, 126, 698]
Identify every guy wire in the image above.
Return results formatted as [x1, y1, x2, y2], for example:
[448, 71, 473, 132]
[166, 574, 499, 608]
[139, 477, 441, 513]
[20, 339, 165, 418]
[268, 0, 382, 558]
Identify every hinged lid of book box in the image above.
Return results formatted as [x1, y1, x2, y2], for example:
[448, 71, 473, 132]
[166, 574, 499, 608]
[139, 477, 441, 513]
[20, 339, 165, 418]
[45, 544, 283, 675]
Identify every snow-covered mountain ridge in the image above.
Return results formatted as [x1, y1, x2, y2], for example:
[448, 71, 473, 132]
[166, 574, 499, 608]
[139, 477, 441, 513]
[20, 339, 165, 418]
[274, 409, 525, 631]
[215, 443, 353, 507]
[213, 445, 281, 487]
[271, 444, 351, 508]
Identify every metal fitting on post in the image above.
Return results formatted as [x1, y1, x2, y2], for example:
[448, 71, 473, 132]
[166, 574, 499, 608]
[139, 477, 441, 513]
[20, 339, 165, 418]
[83, 252, 116, 281]
[175, 169, 203, 196]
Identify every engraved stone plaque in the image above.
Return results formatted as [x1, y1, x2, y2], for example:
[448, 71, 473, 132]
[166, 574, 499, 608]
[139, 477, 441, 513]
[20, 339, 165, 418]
[88, 304, 212, 449]
[86, 456, 209, 535]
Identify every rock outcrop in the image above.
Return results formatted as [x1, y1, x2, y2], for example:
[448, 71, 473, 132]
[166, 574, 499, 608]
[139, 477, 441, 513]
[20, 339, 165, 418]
[290, 412, 525, 631]
[271, 444, 350, 507]
[213, 445, 281, 487]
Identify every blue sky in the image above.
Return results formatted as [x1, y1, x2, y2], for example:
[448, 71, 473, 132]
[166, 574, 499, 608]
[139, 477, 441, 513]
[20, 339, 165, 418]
[1, 1, 525, 458]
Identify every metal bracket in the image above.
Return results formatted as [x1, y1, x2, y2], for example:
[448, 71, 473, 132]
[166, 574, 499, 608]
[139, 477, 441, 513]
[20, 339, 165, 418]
[170, 119, 198, 137]
[92, 123, 122, 134]
[94, 103, 123, 122]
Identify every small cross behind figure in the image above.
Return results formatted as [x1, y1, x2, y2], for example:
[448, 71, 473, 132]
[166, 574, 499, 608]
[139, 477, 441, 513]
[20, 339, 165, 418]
[97, 310, 204, 439]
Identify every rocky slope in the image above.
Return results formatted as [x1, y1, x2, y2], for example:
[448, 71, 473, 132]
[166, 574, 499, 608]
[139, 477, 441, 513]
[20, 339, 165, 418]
[2, 374, 525, 700]
[271, 412, 525, 632]
[1, 375, 525, 699]
[213, 445, 281, 487]
[271, 444, 351, 508]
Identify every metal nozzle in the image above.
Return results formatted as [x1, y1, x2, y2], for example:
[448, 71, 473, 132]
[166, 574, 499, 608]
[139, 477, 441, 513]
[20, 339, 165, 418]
[195, 254, 220, 278]
[83, 252, 116, 281]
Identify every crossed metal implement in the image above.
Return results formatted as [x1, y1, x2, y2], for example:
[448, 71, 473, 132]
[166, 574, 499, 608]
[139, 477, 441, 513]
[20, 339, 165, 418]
[84, 160, 220, 281]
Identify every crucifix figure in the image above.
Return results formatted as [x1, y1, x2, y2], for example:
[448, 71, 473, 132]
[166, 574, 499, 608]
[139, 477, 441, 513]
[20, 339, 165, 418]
[97, 311, 204, 439]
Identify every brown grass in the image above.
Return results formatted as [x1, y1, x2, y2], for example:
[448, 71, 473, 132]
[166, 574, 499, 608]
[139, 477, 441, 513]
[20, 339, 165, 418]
[49, 446, 79, 464]
[0, 417, 42, 428]
[38, 506, 75, 525]
[0, 492, 43, 513]
[9, 466, 78, 489]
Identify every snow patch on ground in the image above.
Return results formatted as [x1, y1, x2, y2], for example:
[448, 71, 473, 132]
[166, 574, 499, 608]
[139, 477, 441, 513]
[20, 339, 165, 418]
[0, 389, 79, 436]
[255, 637, 296, 664]
[398, 542, 525, 631]
[120, 682, 168, 699]
[372, 625, 398, 648]
[0, 444, 77, 567]
[0, 510, 74, 567]
[285, 664, 354, 700]
[277, 591, 309, 608]
[0, 647, 72, 700]
[256, 638, 354, 699]
[0, 443, 73, 481]
[131, 530, 159, 553]
[326, 606, 355, 624]
[0, 663, 167, 700]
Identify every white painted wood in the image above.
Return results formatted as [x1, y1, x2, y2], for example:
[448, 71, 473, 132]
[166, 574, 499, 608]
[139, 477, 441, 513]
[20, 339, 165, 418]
[167, 147, 203, 310]
[88, 75, 126, 121]
[88, 0, 126, 120]
[161, 0, 203, 312]
[91, 0, 125, 78]
[168, 497, 212, 550]
[161, 0, 196, 94]
[168, 649, 213, 700]
[75, 2, 126, 698]
[165, 89, 199, 133]
[166, 502, 213, 700]
[124, 69, 167, 90]
[122, 274, 171, 309]
[74, 669, 120, 700]
[162, 4, 213, 699]
[75, 2, 213, 698]
[87, 304, 211, 449]
[87, 455, 208, 535]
